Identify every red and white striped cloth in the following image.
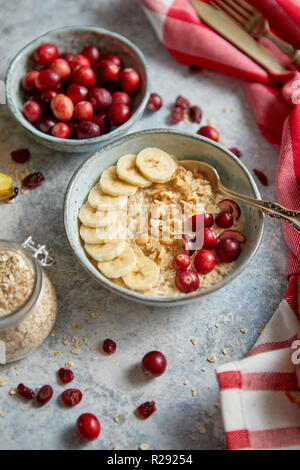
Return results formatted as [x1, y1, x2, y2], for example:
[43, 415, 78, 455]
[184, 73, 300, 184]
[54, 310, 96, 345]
[139, 0, 300, 449]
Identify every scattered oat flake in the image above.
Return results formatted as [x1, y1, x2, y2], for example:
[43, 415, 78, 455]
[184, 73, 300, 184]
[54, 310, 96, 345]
[183, 380, 189, 386]
[54, 351, 60, 356]
[201, 367, 206, 372]
[207, 354, 217, 363]
[258, 329, 263, 334]
[113, 446, 118, 450]
[222, 348, 229, 355]
[65, 362, 73, 369]
[240, 328, 248, 334]
[215, 323, 220, 328]
[192, 389, 196, 397]
[9, 387, 17, 395]
[190, 338, 197, 345]
[51, 330, 56, 337]
[83, 337, 89, 345]
[198, 426, 206, 434]
[0, 376, 8, 386]
[90, 345, 98, 351]
[91, 312, 100, 319]
[83, 388, 89, 393]
[113, 417, 119, 423]
[72, 323, 83, 329]
[15, 366, 19, 371]
[207, 117, 215, 125]
[62, 338, 70, 346]
[222, 108, 229, 113]
[139, 443, 150, 450]
[71, 347, 80, 355]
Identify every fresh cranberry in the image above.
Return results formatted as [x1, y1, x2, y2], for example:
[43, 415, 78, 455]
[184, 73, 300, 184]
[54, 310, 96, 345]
[168, 106, 184, 124]
[197, 125, 219, 142]
[92, 112, 110, 134]
[217, 199, 241, 219]
[55, 81, 65, 93]
[50, 58, 71, 80]
[189, 105, 202, 123]
[141, 351, 167, 377]
[60, 52, 75, 63]
[96, 59, 119, 84]
[89, 87, 112, 111]
[216, 237, 241, 263]
[35, 69, 60, 92]
[111, 91, 130, 105]
[229, 147, 242, 158]
[189, 213, 213, 231]
[51, 94, 74, 121]
[68, 120, 79, 136]
[77, 413, 101, 441]
[74, 101, 94, 121]
[58, 367, 74, 384]
[194, 249, 216, 274]
[17, 383, 35, 400]
[136, 401, 156, 419]
[218, 230, 245, 244]
[172, 253, 191, 271]
[81, 45, 101, 65]
[61, 388, 82, 407]
[175, 269, 199, 293]
[175, 95, 190, 109]
[147, 93, 163, 112]
[34, 43, 58, 65]
[41, 89, 57, 103]
[11, 148, 30, 164]
[22, 172, 45, 189]
[23, 100, 42, 123]
[103, 338, 117, 355]
[51, 122, 71, 138]
[119, 68, 140, 94]
[37, 385, 53, 406]
[70, 54, 91, 70]
[215, 211, 233, 229]
[203, 228, 218, 249]
[107, 103, 131, 126]
[75, 121, 101, 139]
[67, 84, 89, 103]
[253, 169, 268, 186]
[182, 234, 196, 256]
[72, 65, 97, 88]
[22, 71, 39, 93]
[39, 117, 56, 134]
[101, 54, 122, 68]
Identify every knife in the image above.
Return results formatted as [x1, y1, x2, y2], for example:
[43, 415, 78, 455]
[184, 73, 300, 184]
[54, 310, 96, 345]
[189, 0, 287, 74]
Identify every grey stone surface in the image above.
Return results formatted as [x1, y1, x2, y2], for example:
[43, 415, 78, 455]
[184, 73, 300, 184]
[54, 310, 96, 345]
[0, 0, 288, 450]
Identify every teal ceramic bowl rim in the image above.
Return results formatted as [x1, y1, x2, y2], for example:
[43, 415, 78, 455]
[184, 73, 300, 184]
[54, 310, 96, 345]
[64, 128, 265, 305]
[5, 26, 150, 147]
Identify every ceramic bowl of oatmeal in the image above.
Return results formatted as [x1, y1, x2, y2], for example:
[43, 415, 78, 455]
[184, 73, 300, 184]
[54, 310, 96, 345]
[64, 129, 264, 306]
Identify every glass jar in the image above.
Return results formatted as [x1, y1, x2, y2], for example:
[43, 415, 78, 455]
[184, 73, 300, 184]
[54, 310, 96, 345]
[0, 238, 57, 363]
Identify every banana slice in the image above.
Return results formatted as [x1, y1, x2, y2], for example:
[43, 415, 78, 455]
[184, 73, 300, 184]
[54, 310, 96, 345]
[136, 148, 176, 183]
[80, 224, 120, 244]
[98, 246, 136, 279]
[117, 154, 151, 188]
[84, 240, 126, 262]
[88, 183, 127, 210]
[122, 251, 159, 291]
[79, 203, 117, 228]
[100, 166, 137, 197]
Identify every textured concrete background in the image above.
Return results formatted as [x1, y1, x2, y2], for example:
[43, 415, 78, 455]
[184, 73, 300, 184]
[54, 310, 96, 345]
[0, 0, 288, 450]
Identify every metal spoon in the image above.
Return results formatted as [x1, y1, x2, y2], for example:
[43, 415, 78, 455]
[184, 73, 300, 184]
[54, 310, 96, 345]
[180, 160, 300, 232]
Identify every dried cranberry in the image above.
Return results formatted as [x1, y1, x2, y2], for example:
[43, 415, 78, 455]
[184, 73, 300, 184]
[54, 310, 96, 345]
[229, 147, 242, 158]
[253, 169, 268, 186]
[136, 401, 156, 419]
[37, 385, 53, 406]
[189, 105, 202, 124]
[61, 388, 82, 407]
[103, 338, 117, 355]
[11, 148, 30, 164]
[175, 95, 190, 109]
[168, 106, 184, 124]
[17, 383, 35, 400]
[22, 172, 45, 189]
[58, 367, 74, 384]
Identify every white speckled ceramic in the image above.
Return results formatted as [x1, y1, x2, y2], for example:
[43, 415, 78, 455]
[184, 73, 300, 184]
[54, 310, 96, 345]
[64, 129, 264, 306]
[5, 26, 150, 153]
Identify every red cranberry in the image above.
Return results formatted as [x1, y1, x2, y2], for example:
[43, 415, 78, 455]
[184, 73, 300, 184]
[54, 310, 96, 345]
[96, 59, 119, 83]
[93, 112, 110, 134]
[34, 43, 58, 65]
[197, 125, 219, 142]
[50, 58, 71, 80]
[172, 253, 190, 270]
[39, 117, 56, 134]
[22, 172, 45, 189]
[218, 230, 245, 244]
[141, 351, 167, 377]
[147, 93, 163, 112]
[35, 69, 60, 92]
[89, 87, 112, 111]
[215, 211, 233, 229]
[67, 84, 89, 103]
[51, 94, 74, 121]
[81, 45, 101, 65]
[107, 103, 131, 126]
[74, 101, 94, 121]
[75, 121, 101, 139]
[111, 91, 131, 105]
[52, 122, 71, 138]
[203, 228, 218, 249]
[194, 249, 216, 274]
[103, 338, 117, 355]
[68, 120, 79, 136]
[119, 68, 140, 95]
[41, 89, 57, 103]
[188, 213, 213, 231]
[72, 66, 97, 88]
[58, 368, 74, 384]
[23, 100, 42, 123]
[28, 94, 44, 108]
[17, 383, 35, 400]
[216, 237, 241, 263]
[136, 401, 156, 419]
[55, 81, 65, 93]
[22, 71, 39, 93]
[217, 199, 241, 219]
[37, 385, 53, 406]
[229, 147, 242, 158]
[61, 388, 82, 407]
[168, 106, 184, 124]
[11, 148, 30, 164]
[175, 95, 190, 109]
[70, 54, 91, 70]
[102, 54, 122, 68]
[189, 105, 202, 123]
[175, 269, 199, 293]
[77, 413, 101, 441]
[60, 52, 75, 63]
[253, 169, 269, 186]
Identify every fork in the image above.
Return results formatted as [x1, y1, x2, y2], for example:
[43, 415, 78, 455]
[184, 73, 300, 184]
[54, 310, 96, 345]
[209, 0, 300, 65]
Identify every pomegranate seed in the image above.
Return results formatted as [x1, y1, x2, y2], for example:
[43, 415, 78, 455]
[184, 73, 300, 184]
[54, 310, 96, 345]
[17, 383, 35, 400]
[168, 106, 184, 124]
[72, 65, 97, 88]
[215, 211, 233, 229]
[22, 172, 45, 189]
[203, 228, 218, 249]
[119, 68, 140, 95]
[189, 105, 202, 123]
[194, 249, 216, 274]
[111, 91, 131, 106]
[35, 69, 60, 92]
[74, 101, 94, 121]
[172, 253, 191, 271]
[147, 93, 163, 112]
[67, 84, 89, 103]
[70, 54, 91, 70]
[41, 90, 57, 103]
[58, 368, 74, 384]
[51, 122, 71, 139]
[22, 71, 39, 93]
[23, 100, 42, 123]
[96, 59, 119, 84]
[175, 95, 190, 110]
[37, 385, 53, 406]
[51, 94, 74, 121]
[141, 351, 167, 377]
[107, 103, 131, 126]
[89, 87, 112, 111]
[229, 147, 242, 158]
[175, 269, 199, 293]
[93, 112, 110, 134]
[39, 116, 56, 134]
[103, 338, 117, 355]
[197, 125, 219, 142]
[11, 148, 30, 164]
[50, 58, 71, 80]
[61, 388, 82, 407]
[253, 169, 269, 186]
[136, 401, 156, 419]
[102, 54, 122, 68]
[189, 65, 202, 74]
[77, 413, 101, 441]
[34, 43, 58, 65]
[216, 237, 241, 263]
[81, 46, 101, 66]
[75, 121, 101, 139]
[217, 199, 241, 219]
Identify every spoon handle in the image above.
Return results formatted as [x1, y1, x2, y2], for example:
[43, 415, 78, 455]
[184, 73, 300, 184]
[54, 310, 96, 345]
[220, 187, 300, 232]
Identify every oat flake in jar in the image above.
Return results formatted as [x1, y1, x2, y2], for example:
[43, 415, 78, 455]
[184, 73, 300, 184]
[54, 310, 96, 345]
[0, 237, 57, 363]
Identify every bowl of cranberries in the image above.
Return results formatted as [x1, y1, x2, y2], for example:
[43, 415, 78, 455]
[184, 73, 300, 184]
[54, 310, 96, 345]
[5, 26, 150, 152]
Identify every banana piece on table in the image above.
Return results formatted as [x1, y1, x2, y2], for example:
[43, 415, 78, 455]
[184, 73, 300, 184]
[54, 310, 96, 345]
[88, 183, 127, 211]
[79, 202, 117, 228]
[80, 224, 120, 244]
[122, 251, 159, 291]
[0, 173, 13, 202]
[98, 246, 136, 278]
[100, 166, 137, 197]
[136, 147, 176, 183]
[84, 240, 127, 262]
[117, 154, 151, 188]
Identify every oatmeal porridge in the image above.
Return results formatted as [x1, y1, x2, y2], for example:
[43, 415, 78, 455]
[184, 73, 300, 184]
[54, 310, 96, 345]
[79, 148, 245, 297]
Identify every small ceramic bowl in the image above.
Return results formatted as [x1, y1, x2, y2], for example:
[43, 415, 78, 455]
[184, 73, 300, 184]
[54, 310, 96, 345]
[64, 129, 264, 306]
[5, 26, 150, 153]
